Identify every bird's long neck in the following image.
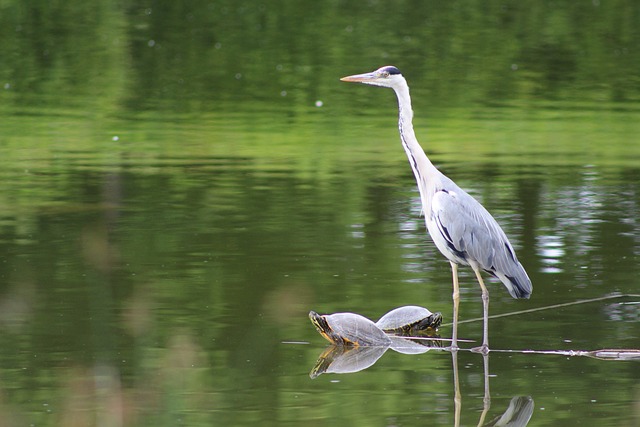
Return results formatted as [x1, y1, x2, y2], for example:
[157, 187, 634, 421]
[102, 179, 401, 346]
[393, 82, 438, 206]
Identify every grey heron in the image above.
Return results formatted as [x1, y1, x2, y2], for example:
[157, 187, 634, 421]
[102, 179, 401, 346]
[341, 65, 532, 352]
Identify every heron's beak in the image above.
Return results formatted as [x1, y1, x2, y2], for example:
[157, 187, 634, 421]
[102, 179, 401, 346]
[340, 72, 377, 83]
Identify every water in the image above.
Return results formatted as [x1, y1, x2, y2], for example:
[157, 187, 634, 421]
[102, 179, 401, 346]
[0, 1, 639, 425]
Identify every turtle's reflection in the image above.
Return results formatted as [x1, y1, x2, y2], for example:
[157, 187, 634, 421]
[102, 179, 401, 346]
[309, 336, 442, 378]
[310, 345, 385, 378]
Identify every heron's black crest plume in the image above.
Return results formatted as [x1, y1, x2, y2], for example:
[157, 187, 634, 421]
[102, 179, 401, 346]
[380, 66, 402, 75]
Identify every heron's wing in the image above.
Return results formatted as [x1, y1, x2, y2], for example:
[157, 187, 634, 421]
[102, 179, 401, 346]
[432, 188, 502, 265]
[431, 188, 532, 298]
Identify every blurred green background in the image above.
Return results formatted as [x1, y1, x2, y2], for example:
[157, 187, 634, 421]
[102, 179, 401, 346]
[0, 1, 639, 426]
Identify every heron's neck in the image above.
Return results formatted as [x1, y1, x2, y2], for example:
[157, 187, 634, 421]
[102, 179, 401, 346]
[393, 83, 437, 200]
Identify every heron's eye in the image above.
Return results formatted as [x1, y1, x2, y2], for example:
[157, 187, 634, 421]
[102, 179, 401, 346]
[380, 71, 390, 78]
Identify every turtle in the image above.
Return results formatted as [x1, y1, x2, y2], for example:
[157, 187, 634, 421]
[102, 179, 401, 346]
[308, 311, 392, 347]
[375, 305, 442, 336]
[309, 305, 443, 346]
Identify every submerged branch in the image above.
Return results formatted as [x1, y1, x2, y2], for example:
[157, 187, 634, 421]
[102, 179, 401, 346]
[490, 348, 640, 361]
[442, 293, 640, 327]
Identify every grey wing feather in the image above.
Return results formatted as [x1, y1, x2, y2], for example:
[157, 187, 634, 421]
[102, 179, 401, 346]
[432, 187, 532, 299]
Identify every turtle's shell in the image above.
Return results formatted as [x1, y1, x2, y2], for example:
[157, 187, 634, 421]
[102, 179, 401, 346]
[309, 311, 392, 347]
[375, 305, 442, 335]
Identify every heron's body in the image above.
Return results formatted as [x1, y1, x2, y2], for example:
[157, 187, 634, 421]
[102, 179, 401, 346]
[424, 175, 531, 300]
[341, 66, 532, 352]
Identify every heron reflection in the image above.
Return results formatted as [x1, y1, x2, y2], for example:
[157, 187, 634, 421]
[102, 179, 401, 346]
[310, 344, 533, 426]
[310, 345, 533, 427]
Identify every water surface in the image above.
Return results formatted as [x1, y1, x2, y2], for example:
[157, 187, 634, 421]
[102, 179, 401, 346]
[0, 1, 639, 425]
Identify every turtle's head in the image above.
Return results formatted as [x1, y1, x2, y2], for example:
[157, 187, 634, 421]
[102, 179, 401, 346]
[309, 311, 343, 345]
[414, 311, 443, 332]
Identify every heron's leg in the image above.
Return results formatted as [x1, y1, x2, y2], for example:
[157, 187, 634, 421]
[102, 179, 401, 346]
[450, 261, 460, 350]
[452, 350, 461, 427]
[471, 267, 490, 353]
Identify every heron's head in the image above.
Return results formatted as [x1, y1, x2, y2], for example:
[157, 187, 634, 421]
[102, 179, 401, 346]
[340, 65, 404, 88]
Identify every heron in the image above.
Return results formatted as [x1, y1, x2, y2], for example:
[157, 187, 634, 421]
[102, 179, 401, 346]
[341, 65, 532, 352]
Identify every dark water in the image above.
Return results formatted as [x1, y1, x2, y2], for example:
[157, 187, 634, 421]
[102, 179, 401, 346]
[0, 1, 639, 425]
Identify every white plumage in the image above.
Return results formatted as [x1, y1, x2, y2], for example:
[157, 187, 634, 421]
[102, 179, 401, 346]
[341, 65, 532, 352]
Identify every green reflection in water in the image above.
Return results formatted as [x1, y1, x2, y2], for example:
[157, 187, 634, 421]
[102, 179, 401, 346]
[0, 1, 639, 426]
